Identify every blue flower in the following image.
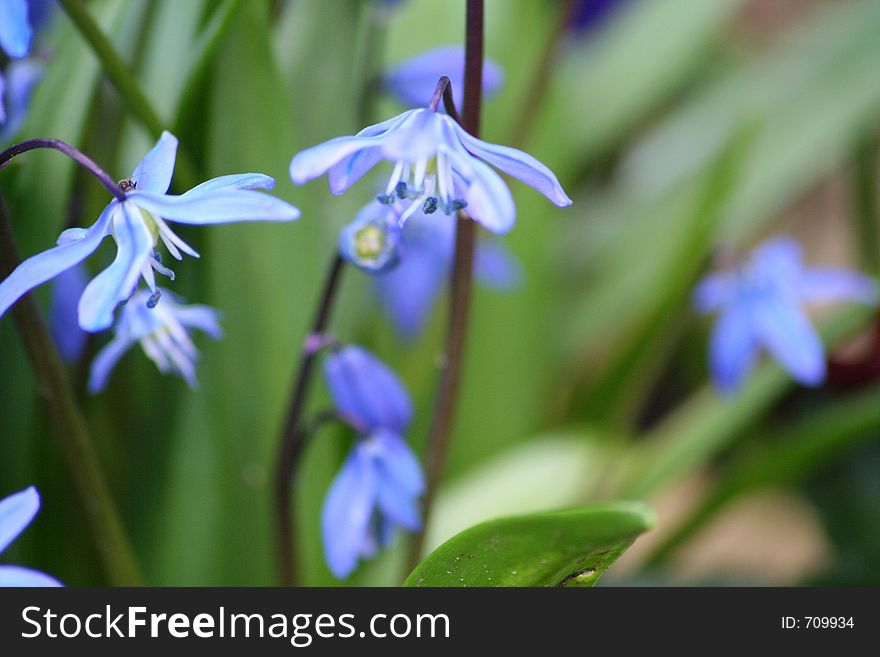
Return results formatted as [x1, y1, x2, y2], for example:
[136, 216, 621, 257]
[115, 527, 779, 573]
[321, 429, 424, 579]
[0, 58, 42, 141]
[337, 202, 402, 274]
[320, 345, 423, 578]
[0, 0, 32, 60]
[50, 264, 89, 363]
[694, 236, 879, 393]
[289, 108, 571, 234]
[569, 0, 631, 36]
[88, 287, 222, 393]
[382, 45, 504, 111]
[0, 486, 62, 587]
[373, 205, 521, 337]
[0, 131, 300, 332]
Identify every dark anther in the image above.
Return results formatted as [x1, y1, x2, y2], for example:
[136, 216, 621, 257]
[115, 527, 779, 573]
[147, 290, 162, 309]
[376, 193, 394, 205]
[154, 251, 162, 264]
[395, 181, 408, 199]
[444, 199, 468, 214]
[422, 196, 439, 214]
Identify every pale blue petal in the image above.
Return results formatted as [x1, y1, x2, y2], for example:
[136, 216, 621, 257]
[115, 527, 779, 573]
[328, 113, 413, 194]
[0, 204, 112, 321]
[382, 45, 504, 109]
[458, 155, 517, 234]
[376, 478, 421, 531]
[78, 204, 153, 332]
[0, 486, 39, 554]
[0, 59, 42, 141]
[323, 346, 413, 433]
[130, 190, 300, 224]
[174, 305, 223, 339]
[753, 296, 825, 386]
[371, 430, 425, 495]
[0, 71, 5, 125]
[181, 173, 275, 197]
[692, 272, 734, 314]
[290, 135, 384, 186]
[321, 447, 377, 578]
[0, 0, 32, 58]
[130, 131, 178, 194]
[709, 304, 758, 394]
[50, 264, 89, 363]
[798, 268, 879, 305]
[375, 242, 446, 337]
[750, 236, 802, 286]
[475, 239, 522, 291]
[380, 109, 444, 161]
[450, 118, 572, 206]
[0, 565, 62, 587]
[87, 335, 136, 393]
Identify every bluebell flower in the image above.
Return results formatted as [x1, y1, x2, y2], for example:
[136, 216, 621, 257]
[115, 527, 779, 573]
[382, 45, 504, 111]
[0, 58, 42, 142]
[289, 108, 571, 234]
[50, 264, 89, 363]
[322, 429, 424, 579]
[694, 237, 879, 393]
[88, 287, 222, 393]
[0, 486, 62, 587]
[320, 345, 423, 578]
[373, 206, 521, 337]
[337, 202, 402, 274]
[0, 131, 300, 332]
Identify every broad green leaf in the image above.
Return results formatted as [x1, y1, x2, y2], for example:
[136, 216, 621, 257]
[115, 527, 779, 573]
[405, 502, 655, 587]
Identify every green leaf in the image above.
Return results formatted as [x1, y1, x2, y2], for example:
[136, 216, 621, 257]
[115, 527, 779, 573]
[405, 502, 655, 587]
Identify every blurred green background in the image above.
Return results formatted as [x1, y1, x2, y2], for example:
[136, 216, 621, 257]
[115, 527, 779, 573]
[2, 0, 880, 586]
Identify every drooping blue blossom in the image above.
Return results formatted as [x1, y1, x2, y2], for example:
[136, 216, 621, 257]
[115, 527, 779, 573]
[0, 486, 62, 587]
[382, 45, 504, 111]
[371, 205, 521, 337]
[337, 201, 402, 274]
[88, 287, 222, 393]
[50, 263, 89, 363]
[693, 236, 879, 393]
[289, 107, 571, 234]
[0, 131, 300, 333]
[0, 58, 42, 142]
[322, 430, 424, 579]
[320, 345, 423, 578]
[568, 0, 631, 36]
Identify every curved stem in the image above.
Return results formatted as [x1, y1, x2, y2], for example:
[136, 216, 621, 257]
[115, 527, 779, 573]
[274, 254, 346, 586]
[0, 193, 141, 586]
[405, 0, 484, 575]
[0, 138, 125, 202]
[427, 76, 462, 124]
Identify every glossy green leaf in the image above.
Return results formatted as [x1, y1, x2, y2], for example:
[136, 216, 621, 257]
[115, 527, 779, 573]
[405, 502, 655, 587]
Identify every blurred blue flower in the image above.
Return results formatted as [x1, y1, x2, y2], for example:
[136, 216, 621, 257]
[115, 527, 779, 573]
[338, 202, 402, 274]
[0, 0, 33, 125]
[50, 263, 89, 363]
[289, 108, 571, 234]
[0, 486, 62, 587]
[322, 429, 424, 579]
[694, 237, 879, 393]
[0, 58, 42, 142]
[321, 345, 422, 578]
[88, 287, 222, 393]
[372, 206, 522, 337]
[323, 345, 412, 433]
[568, 0, 631, 36]
[382, 45, 504, 111]
[0, 131, 300, 333]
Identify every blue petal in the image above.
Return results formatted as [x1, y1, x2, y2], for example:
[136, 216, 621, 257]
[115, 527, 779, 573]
[0, 59, 42, 143]
[752, 296, 826, 386]
[381, 109, 445, 161]
[181, 173, 275, 196]
[323, 346, 413, 433]
[375, 478, 421, 532]
[382, 45, 504, 110]
[50, 264, 90, 363]
[457, 154, 517, 234]
[321, 447, 377, 579]
[130, 131, 178, 195]
[370, 430, 425, 495]
[129, 190, 300, 224]
[0, 70, 5, 125]
[87, 335, 136, 393]
[174, 305, 223, 339]
[328, 113, 413, 194]
[0, 565, 62, 587]
[798, 268, 879, 305]
[449, 117, 572, 207]
[709, 303, 758, 394]
[290, 135, 385, 187]
[692, 272, 734, 314]
[78, 204, 153, 332]
[0, 486, 39, 554]
[475, 239, 522, 291]
[338, 202, 403, 274]
[750, 236, 802, 285]
[0, 0, 32, 59]
[0, 204, 112, 322]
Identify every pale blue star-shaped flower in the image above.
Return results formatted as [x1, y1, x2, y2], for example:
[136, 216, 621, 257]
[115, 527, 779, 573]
[88, 287, 222, 393]
[0, 131, 300, 332]
[382, 45, 504, 111]
[289, 107, 571, 234]
[320, 345, 423, 578]
[0, 486, 62, 587]
[693, 236, 879, 393]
